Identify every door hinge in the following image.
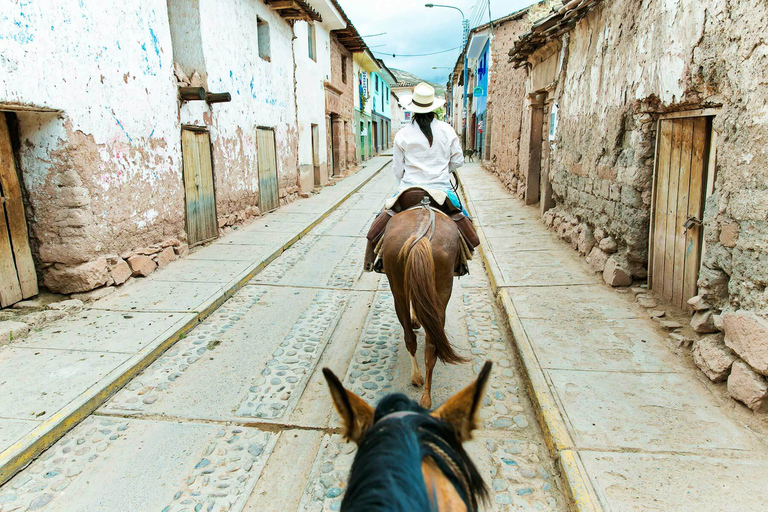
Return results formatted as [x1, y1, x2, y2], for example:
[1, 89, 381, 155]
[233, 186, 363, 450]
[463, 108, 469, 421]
[683, 216, 702, 231]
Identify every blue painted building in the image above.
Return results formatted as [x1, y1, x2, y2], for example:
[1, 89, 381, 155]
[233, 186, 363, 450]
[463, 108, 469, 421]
[473, 40, 490, 158]
[370, 66, 395, 153]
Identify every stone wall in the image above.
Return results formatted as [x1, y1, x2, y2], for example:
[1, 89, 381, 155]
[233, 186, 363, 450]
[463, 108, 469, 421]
[0, 0, 301, 295]
[328, 33, 357, 172]
[485, 15, 529, 195]
[532, 0, 768, 411]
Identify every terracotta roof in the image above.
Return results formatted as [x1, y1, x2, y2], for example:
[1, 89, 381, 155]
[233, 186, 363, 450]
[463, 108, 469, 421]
[328, 0, 368, 52]
[508, 0, 604, 68]
[264, 0, 322, 23]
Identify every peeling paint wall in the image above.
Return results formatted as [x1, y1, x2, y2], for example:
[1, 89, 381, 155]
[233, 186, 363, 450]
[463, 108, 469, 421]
[1, 0, 183, 292]
[0, 0, 302, 295]
[294, 20, 331, 192]
[182, 0, 300, 217]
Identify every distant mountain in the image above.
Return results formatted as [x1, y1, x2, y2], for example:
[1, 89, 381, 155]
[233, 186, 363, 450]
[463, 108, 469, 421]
[390, 68, 446, 98]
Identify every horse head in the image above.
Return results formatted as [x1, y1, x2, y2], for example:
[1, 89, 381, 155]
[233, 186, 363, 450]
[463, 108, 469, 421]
[322, 361, 493, 511]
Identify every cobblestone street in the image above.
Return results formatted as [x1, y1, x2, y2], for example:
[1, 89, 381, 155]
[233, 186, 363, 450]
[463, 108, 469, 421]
[0, 168, 566, 512]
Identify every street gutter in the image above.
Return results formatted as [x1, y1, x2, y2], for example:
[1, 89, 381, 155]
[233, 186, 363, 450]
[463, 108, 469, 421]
[456, 172, 603, 512]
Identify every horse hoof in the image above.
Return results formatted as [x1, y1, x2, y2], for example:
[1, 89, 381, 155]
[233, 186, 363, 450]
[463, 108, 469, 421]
[419, 395, 432, 409]
[411, 375, 424, 388]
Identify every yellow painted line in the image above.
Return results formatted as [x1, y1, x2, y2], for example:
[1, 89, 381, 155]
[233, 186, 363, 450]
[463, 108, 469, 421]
[456, 170, 603, 512]
[0, 159, 391, 487]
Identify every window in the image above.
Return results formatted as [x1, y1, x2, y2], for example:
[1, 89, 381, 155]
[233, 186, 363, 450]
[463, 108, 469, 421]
[341, 56, 347, 84]
[375, 75, 379, 92]
[308, 23, 316, 61]
[257, 18, 270, 61]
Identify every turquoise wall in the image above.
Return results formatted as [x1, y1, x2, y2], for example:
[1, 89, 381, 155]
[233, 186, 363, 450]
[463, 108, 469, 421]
[370, 72, 391, 120]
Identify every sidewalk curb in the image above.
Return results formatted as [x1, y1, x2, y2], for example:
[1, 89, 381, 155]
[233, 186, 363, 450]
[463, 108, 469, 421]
[0, 158, 391, 487]
[456, 173, 602, 512]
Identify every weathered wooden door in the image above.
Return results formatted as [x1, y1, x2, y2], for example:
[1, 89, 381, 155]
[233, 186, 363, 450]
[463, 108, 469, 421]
[0, 115, 37, 308]
[650, 116, 711, 309]
[181, 128, 218, 246]
[257, 127, 279, 212]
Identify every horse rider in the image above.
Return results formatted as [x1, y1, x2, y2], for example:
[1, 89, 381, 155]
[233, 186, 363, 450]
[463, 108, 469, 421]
[364, 82, 479, 275]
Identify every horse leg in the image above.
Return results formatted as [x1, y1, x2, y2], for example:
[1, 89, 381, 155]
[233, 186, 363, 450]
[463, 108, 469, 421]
[421, 338, 437, 409]
[394, 293, 423, 387]
[410, 302, 422, 330]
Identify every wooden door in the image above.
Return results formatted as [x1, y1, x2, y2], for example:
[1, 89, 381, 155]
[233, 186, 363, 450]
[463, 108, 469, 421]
[0, 115, 37, 308]
[181, 128, 218, 246]
[257, 127, 279, 213]
[650, 116, 711, 309]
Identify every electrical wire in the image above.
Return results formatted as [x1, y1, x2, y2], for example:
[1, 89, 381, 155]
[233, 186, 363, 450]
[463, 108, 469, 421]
[372, 46, 463, 58]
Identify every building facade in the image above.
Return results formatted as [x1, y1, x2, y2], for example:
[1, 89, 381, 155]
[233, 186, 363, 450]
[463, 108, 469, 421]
[0, 0, 373, 303]
[370, 68, 395, 154]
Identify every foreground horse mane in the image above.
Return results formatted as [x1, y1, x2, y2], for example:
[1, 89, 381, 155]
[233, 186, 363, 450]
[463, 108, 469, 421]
[341, 393, 488, 512]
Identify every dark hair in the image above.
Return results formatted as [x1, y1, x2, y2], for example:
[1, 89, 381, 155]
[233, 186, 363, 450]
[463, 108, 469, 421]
[341, 393, 488, 512]
[413, 112, 436, 147]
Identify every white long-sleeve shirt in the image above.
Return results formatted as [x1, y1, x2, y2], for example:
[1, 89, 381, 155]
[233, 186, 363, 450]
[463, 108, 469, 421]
[393, 119, 464, 191]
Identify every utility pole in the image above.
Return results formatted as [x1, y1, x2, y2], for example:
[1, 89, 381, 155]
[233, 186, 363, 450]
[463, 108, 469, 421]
[425, 3, 470, 149]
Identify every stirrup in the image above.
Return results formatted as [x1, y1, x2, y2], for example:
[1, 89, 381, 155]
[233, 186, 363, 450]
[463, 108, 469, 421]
[454, 263, 470, 277]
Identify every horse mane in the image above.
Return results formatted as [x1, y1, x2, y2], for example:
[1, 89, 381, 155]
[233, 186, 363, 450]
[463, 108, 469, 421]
[341, 394, 488, 512]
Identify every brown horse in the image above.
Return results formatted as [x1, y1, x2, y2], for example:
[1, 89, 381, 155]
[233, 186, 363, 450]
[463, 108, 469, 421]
[381, 205, 468, 409]
[323, 362, 492, 511]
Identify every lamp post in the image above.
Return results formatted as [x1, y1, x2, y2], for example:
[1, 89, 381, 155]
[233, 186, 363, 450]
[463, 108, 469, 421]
[425, 3, 469, 148]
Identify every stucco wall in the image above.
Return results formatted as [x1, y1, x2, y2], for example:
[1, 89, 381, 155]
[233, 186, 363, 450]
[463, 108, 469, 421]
[0, 0, 302, 294]
[328, 34, 356, 170]
[1, 0, 183, 292]
[294, 20, 330, 192]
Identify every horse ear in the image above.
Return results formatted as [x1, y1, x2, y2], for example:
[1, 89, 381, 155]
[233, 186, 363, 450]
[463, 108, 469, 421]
[432, 361, 492, 442]
[322, 367, 374, 444]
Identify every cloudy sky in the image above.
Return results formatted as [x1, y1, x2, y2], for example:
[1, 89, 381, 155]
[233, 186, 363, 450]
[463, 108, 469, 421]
[336, 0, 538, 83]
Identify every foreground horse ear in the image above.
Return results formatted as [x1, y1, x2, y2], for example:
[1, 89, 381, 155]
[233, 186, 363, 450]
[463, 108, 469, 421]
[323, 367, 374, 444]
[432, 361, 492, 442]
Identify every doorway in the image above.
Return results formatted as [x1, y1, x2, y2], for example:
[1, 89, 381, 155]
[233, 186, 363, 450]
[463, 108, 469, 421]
[257, 127, 280, 212]
[649, 115, 712, 309]
[311, 124, 321, 189]
[181, 128, 218, 246]
[372, 121, 378, 155]
[0, 114, 37, 307]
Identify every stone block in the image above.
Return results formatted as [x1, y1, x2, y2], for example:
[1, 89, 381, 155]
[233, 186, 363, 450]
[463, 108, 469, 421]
[128, 255, 157, 277]
[719, 223, 739, 248]
[43, 258, 110, 294]
[175, 243, 189, 258]
[0, 321, 29, 343]
[659, 320, 682, 330]
[39, 242, 94, 265]
[587, 247, 609, 273]
[693, 335, 737, 382]
[599, 237, 618, 254]
[577, 227, 596, 256]
[110, 260, 132, 285]
[687, 295, 712, 311]
[603, 257, 632, 287]
[57, 187, 91, 208]
[156, 247, 177, 268]
[728, 361, 768, 412]
[697, 267, 730, 302]
[691, 310, 719, 334]
[637, 296, 658, 308]
[47, 299, 84, 311]
[723, 311, 768, 376]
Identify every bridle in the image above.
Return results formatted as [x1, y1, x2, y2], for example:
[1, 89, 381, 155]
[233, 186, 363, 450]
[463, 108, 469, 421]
[376, 410, 476, 512]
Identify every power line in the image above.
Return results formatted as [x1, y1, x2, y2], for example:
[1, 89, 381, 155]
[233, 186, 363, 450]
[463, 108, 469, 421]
[372, 46, 463, 58]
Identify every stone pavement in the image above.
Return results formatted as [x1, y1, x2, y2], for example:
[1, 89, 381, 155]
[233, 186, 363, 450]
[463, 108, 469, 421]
[0, 156, 391, 486]
[458, 163, 768, 511]
[0, 162, 567, 512]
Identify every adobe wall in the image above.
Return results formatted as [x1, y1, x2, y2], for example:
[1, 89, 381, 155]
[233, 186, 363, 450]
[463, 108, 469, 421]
[540, 0, 768, 410]
[0, 0, 301, 295]
[483, 16, 531, 198]
[328, 34, 357, 171]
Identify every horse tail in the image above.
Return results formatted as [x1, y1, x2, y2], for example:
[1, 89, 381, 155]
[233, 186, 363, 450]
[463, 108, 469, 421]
[399, 237, 467, 365]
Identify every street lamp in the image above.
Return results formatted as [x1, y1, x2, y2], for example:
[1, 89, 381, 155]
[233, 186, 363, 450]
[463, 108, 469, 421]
[425, 3, 469, 148]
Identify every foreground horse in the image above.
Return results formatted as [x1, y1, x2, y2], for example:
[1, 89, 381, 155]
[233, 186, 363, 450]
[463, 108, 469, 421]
[381, 206, 468, 409]
[323, 362, 492, 511]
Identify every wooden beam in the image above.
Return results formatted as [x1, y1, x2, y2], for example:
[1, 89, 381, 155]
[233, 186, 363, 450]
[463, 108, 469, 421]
[269, 0, 299, 10]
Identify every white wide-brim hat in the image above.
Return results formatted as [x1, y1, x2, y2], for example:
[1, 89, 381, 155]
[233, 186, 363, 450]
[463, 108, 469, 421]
[405, 82, 446, 113]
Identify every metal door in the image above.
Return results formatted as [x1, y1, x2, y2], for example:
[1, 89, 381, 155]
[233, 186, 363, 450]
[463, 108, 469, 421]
[0, 114, 37, 308]
[181, 128, 218, 246]
[649, 116, 711, 308]
[257, 127, 279, 212]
